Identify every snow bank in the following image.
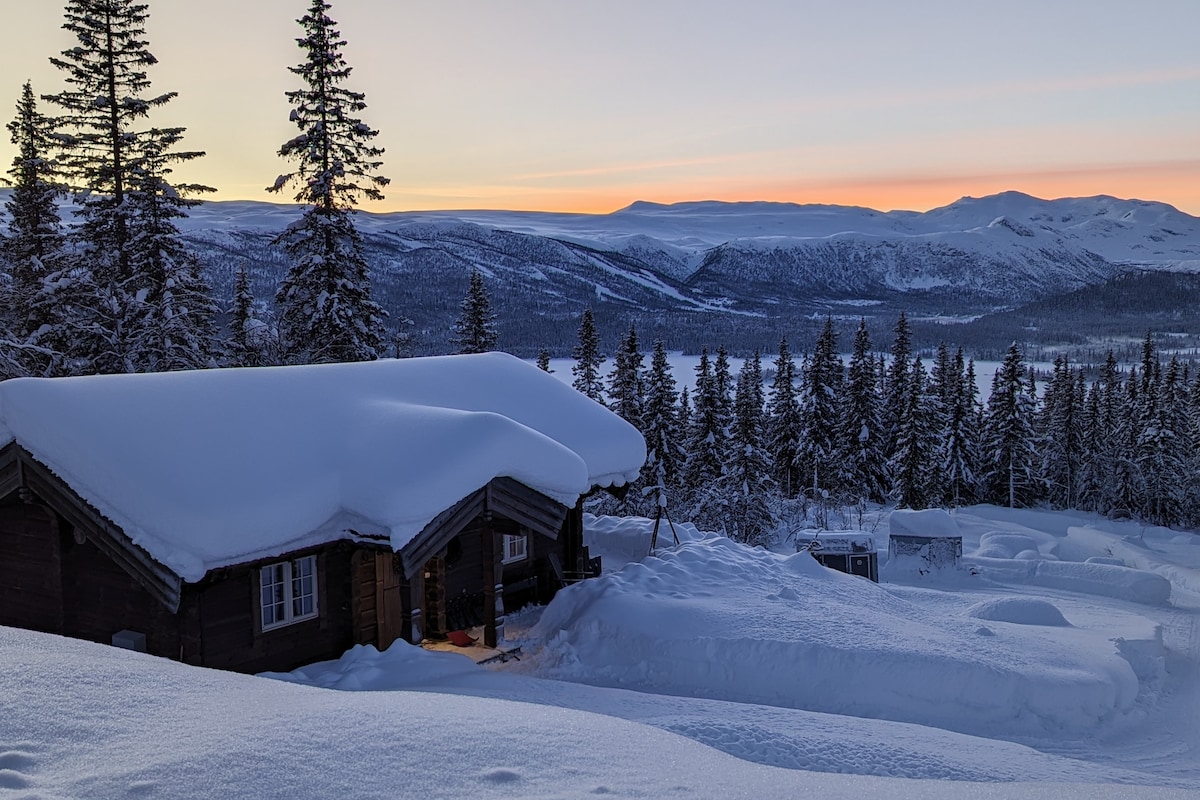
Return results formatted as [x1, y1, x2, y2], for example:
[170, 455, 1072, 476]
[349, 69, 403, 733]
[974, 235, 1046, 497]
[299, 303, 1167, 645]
[584, 513, 708, 570]
[967, 598, 1071, 627]
[0, 354, 645, 580]
[969, 557, 1172, 606]
[528, 536, 1141, 739]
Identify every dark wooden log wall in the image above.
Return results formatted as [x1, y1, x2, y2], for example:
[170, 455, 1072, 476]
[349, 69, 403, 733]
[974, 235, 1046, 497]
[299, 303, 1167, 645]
[191, 545, 359, 674]
[0, 503, 63, 634]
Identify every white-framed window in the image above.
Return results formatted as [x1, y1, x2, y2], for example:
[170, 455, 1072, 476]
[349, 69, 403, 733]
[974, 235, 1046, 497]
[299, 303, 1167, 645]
[501, 533, 527, 564]
[260, 555, 318, 631]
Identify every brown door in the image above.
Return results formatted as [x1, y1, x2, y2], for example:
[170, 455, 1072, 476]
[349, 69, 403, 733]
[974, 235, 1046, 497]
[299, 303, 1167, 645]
[375, 552, 404, 649]
[0, 504, 63, 633]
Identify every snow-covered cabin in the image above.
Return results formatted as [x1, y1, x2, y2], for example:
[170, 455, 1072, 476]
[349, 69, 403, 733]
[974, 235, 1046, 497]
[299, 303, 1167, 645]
[0, 353, 644, 673]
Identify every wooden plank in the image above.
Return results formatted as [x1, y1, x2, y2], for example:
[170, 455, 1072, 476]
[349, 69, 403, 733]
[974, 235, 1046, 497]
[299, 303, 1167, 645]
[489, 479, 569, 540]
[375, 552, 403, 650]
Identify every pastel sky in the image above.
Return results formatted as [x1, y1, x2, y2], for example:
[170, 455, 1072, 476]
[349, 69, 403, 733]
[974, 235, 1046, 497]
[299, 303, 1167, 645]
[2, 0, 1198, 214]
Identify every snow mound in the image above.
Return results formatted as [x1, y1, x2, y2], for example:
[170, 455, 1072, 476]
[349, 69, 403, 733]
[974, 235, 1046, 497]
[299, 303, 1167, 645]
[974, 531, 1042, 559]
[969, 557, 1172, 605]
[528, 536, 1140, 739]
[584, 513, 707, 571]
[890, 508, 961, 539]
[967, 598, 1071, 627]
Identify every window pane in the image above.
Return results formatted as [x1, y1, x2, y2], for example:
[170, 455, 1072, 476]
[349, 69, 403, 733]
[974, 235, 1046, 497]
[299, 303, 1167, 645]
[261, 564, 285, 627]
[291, 556, 317, 619]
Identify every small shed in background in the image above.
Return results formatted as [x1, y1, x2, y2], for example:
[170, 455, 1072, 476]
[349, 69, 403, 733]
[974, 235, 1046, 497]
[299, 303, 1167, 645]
[888, 509, 963, 570]
[798, 532, 879, 582]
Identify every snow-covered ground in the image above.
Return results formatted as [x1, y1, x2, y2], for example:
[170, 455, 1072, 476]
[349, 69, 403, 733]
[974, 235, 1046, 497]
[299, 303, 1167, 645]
[5, 505, 1200, 798]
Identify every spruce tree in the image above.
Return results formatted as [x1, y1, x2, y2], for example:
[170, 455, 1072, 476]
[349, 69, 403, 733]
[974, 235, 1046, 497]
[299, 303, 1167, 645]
[981, 344, 1041, 507]
[882, 311, 912, 461]
[1, 81, 68, 377]
[640, 339, 684, 516]
[608, 324, 644, 430]
[682, 348, 728, 531]
[840, 320, 886, 503]
[890, 357, 938, 509]
[226, 267, 274, 367]
[571, 308, 605, 403]
[940, 352, 981, 507]
[46, 0, 214, 374]
[795, 318, 843, 500]
[536, 348, 552, 372]
[766, 336, 802, 498]
[1040, 356, 1085, 509]
[451, 268, 498, 354]
[725, 352, 775, 545]
[270, 0, 388, 364]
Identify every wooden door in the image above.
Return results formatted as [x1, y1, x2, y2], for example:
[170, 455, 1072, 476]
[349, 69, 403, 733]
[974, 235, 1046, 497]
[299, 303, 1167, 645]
[375, 552, 404, 649]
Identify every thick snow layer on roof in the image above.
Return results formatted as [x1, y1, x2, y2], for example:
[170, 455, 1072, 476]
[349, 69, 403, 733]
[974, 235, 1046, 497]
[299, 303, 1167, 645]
[0, 353, 644, 581]
[890, 508, 962, 539]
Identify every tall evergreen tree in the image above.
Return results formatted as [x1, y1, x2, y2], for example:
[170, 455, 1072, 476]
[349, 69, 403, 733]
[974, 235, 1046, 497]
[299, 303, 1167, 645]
[724, 352, 775, 545]
[1040, 356, 1086, 509]
[840, 320, 886, 502]
[225, 267, 274, 367]
[640, 339, 684, 516]
[882, 311, 912, 461]
[940, 352, 981, 507]
[795, 318, 843, 499]
[682, 347, 727, 530]
[608, 324, 644, 430]
[46, 0, 214, 374]
[766, 337, 802, 498]
[571, 308, 605, 403]
[1, 81, 68, 377]
[890, 358, 938, 509]
[981, 344, 1041, 507]
[451, 268, 498, 354]
[269, 0, 388, 364]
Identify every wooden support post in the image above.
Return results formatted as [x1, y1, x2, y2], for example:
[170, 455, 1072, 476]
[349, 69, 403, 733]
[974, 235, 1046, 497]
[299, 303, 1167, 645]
[482, 519, 498, 647]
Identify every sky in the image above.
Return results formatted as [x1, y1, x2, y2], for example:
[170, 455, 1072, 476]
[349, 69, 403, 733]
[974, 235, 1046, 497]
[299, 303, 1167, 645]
[1, 0, 1198, 215]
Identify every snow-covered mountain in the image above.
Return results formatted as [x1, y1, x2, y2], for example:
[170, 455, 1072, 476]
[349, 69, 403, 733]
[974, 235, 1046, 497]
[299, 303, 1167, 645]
[7, 189, 1200, 351]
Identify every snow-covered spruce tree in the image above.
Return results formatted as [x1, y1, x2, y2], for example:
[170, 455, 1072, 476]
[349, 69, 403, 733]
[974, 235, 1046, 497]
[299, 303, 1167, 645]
[122, 131, 219, 372]
[608, 324, 644, 431]
[713, 345, 735, 434]
[46, 0, 214, 374]
[269, 0, 388, 364]
[1, 81, 68, 377]
[536, 348, 552, 372]
[890, 357, 939, 509]
[682, 348, 728, 531]
[571, 308, 605, 403]
[1139, 356, 1192, 526]
[981, 343, 1041, 508]
[225, 267, 276, 367]
[451, 268, 498, 354]
[794, 318, 843, 501]
[840, 320, 887, 503]
[940, 352, 981, 507]
[724, 352, 775, 546]
[766, 337, 802, 498]
[640, 338, 684, 517]
[1040, 356, 1086, 509]
[882, 311, 912, 463]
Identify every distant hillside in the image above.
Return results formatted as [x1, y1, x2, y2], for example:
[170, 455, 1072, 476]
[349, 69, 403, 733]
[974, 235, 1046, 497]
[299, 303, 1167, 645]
[5, 190, 1200, 355]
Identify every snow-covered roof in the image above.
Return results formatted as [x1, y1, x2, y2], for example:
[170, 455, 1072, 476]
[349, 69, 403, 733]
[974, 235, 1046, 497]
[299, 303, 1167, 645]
[0, 353, 645, 581]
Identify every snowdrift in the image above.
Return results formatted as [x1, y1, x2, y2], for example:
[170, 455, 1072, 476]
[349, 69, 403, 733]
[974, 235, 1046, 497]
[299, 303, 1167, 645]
[530, 536, 1141, 739]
